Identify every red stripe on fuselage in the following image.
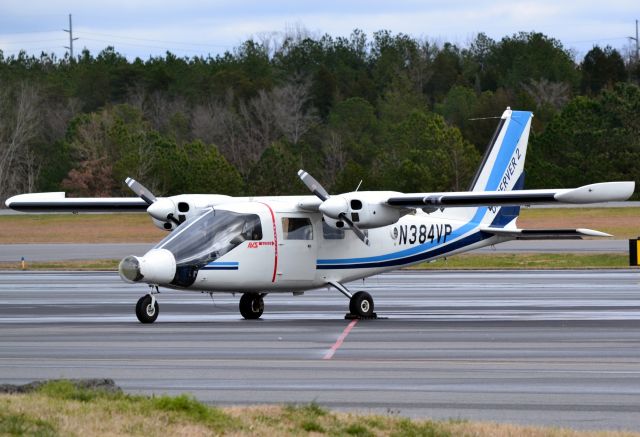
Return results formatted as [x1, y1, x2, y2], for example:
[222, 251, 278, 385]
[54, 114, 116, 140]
[258, 202, 278, 282]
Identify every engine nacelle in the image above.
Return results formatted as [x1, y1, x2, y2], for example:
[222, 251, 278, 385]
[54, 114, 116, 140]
[147, 194, 229, 231]
[321, 192, 407, 229]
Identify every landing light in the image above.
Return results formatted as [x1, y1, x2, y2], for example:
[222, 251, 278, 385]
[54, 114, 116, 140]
[119, 256, 143, 282]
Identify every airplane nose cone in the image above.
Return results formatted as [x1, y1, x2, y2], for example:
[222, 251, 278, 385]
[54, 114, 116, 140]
[118, 249, 176, 284]
[119, 256, 143, 283]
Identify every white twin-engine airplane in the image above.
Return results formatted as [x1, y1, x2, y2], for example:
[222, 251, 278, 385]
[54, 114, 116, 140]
[6, 109, 635, 323]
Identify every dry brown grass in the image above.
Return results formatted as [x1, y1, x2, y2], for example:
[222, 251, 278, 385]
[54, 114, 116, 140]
[0, 207, 637, 244]
[0, 259, 119, 270]
[518, 207, 640, 239]
[446, 420, 640, 437]
[0, 214, 165, 243]
[3, 388, 638, 437]
[1, 394, 213, 436]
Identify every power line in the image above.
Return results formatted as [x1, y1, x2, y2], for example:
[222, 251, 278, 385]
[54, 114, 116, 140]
[565, 36, 628, 45]
[0, 29, 62, 36]
[77, 30, 232, 48]
[1, 47, 66, 55]
[79, 37, 217, 54]
[0, 38, 66, 45]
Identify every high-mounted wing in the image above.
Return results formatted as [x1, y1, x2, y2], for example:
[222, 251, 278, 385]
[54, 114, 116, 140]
[4, 178, 235, 232]
[5, 192, 148, 212]
[386, 181, 635, 209]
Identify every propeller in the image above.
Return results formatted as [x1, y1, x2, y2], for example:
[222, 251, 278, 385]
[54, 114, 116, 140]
[125, 177, 180, 226]
[126, 178, 156, 205]
[297, 170, 369, 245]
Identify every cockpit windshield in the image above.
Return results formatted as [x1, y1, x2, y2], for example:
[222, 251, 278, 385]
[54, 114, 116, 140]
[154, 209, 262, 286]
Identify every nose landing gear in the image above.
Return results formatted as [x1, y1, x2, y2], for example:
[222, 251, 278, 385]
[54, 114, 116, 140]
[135, 293, 159, 323]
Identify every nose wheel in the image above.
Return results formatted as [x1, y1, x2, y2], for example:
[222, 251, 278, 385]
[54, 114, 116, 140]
[239, 293, 264, 319]
[135, 294, 159, 323]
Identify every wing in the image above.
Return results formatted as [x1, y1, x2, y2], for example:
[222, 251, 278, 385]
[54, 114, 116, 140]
[385, 181, 635, 208]
[5, 192, 148, 213]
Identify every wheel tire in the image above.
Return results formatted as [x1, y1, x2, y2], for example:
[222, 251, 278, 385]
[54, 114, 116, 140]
[135, 294, 159, 324]
[349, 291, 374, 317]
[239, 293, 264, 319]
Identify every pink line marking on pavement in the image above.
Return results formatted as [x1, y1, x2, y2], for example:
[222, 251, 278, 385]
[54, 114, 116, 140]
[323, 319, 358, 360]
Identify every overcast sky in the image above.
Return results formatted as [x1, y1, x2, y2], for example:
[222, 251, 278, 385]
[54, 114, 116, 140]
[0, 0, 638, 61]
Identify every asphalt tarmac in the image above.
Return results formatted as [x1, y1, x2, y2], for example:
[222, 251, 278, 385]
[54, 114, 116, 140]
[0, 239, 630, 262]
[1, 270, 639, 431]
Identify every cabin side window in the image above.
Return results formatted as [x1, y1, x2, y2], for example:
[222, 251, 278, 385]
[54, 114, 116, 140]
[241, 214, 262, 241]
[322, 219, 345, 240]
[282, 217, 313, 240]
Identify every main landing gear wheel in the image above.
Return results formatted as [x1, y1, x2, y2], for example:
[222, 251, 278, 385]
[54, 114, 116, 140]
[135, 294, 159, 324]
[349, 291, 374, 318]
[239, 293, 264, 319]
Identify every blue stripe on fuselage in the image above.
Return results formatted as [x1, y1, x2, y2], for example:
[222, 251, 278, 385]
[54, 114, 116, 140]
[201, 261, 239, 271]
[316, 230, 493, 269]
[316, 207, 488, 268]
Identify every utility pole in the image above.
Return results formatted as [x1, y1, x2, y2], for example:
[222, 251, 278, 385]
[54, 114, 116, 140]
[629, 19, 639, 63]
[63, 13, 79, 60]
[636, 19, 639, 63]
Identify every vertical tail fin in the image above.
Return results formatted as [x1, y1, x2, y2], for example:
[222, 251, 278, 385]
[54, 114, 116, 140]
[469, 108, 533, 227]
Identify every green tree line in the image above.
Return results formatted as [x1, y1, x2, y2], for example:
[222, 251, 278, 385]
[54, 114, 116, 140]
[0, 30, 638, 203]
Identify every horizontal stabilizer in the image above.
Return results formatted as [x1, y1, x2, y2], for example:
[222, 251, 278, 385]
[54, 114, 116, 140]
[482, 227, 612, 240]
[5, 192, 148, 212]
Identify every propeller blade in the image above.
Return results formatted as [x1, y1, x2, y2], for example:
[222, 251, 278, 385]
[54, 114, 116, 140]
[298, 169, 330, 202]
[297, 169, 367, 244]
[125, 177, 157, 205]
[339, 213, 370, 246]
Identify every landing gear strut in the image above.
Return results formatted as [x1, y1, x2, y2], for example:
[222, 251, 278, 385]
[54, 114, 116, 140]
[328, 281, 377, 319]
[135, 294, 159, 323]
[239, 293, 264, 319]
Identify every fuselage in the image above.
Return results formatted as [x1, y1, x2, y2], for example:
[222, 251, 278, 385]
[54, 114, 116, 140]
[154, 196, 508, 294]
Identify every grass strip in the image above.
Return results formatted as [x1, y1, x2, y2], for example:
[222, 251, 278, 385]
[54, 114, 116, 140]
[0, 213, 164, 244]
[0, 259, 120, 271]
[1, 380, 638, 437]
[518, 207, 640, 239]
[0, 207, 638, 243]
[410, 253, 630, 269]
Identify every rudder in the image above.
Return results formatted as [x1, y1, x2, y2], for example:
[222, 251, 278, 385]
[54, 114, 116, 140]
[469, 108, 532, 193]
[469, 108, 533, 227]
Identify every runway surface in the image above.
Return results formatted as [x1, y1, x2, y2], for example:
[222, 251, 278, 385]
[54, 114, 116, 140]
[0, 239, 630, 262]
[1, 270, 639, 431]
